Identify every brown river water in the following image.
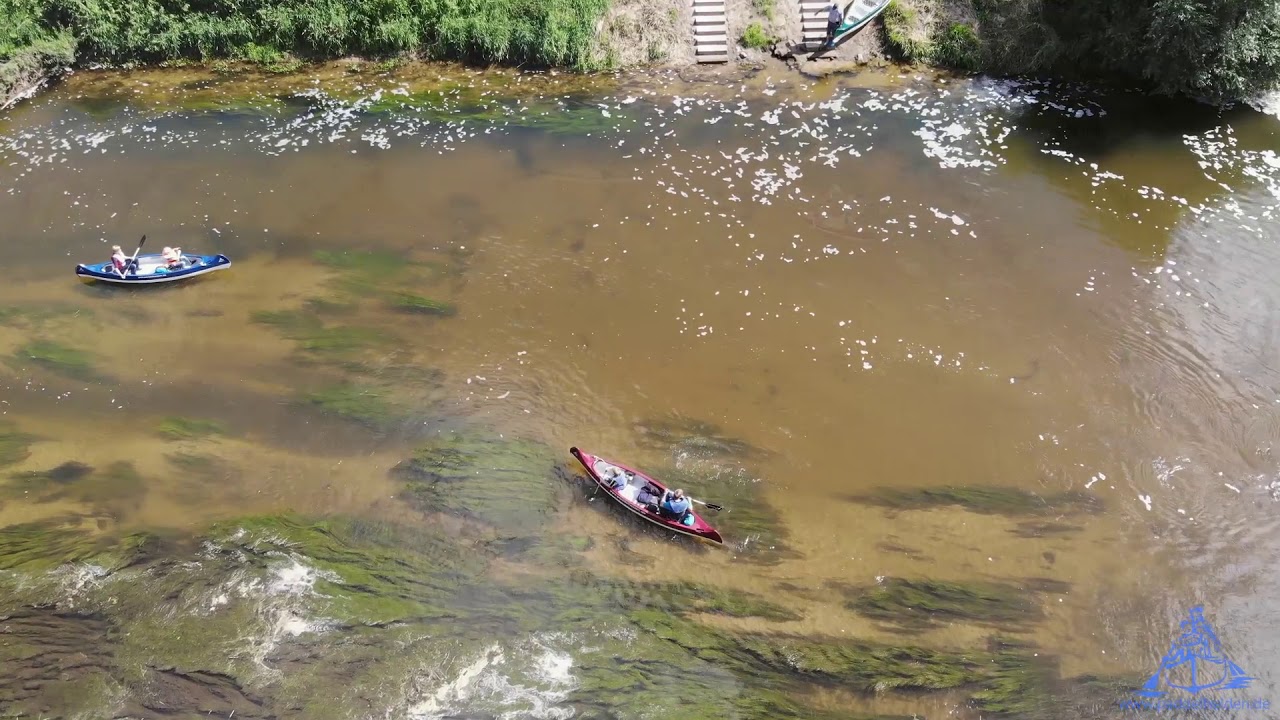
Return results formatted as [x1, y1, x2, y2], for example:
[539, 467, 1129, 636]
[1, 63, 1279, 718]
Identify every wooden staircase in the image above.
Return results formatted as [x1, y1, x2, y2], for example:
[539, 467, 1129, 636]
[798, 0, 836, 50]
[693, 0, 730, 63]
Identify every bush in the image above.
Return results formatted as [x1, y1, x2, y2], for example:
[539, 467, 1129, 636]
[932, 22, 981, 71]
[880, 0, 929, 62]
[975, 0, 1280, 101]
[2, 0, 613, 72]
[740, 21, 772, 50]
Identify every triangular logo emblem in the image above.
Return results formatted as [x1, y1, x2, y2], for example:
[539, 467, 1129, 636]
[1137, 606, 1253, 697]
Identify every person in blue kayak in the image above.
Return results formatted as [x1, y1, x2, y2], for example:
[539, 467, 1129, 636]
[110, 245, 130, 273]
[660, 488, 693, 524]
[817, 2, 844, 46]
[161, 246, 185, 269]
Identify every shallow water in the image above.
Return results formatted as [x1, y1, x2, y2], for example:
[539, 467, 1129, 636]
[2, 63, 1279, 718]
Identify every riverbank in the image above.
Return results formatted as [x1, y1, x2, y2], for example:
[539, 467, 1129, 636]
[3, 0, 1277, 109]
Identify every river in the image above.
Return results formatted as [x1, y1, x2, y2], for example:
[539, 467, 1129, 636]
[1, 62, 1278, 719]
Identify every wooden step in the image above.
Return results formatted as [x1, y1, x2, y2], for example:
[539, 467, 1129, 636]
[693, 5, 725, 14]
[695, 16, 727, 26]
[694, 22, 728, 31]
[694, 32, 729, 43]
[697, 42, 730, 53]
[698, 54, 730, 63]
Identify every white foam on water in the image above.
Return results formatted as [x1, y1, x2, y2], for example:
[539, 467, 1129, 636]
[1248, 92, 1280, 119]
[268, 556, 341, 596]
[405, 635, 578, 720]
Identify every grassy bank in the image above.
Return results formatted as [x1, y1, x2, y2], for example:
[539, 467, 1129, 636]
[1, 0, 614, 104]
[880, 0, 1280, 102]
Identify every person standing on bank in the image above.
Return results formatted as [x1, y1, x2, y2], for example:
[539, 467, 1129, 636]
[817, 2, 843, 46]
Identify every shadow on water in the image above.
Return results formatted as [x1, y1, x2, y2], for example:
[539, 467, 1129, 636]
[990, 90, 1269, 259]
[70, 273, 231, 299]
[1008, 92, 1246, 162]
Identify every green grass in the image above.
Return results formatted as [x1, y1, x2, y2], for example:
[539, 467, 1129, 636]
[3, 0, 611, 72]
[740, 22, 773, 50]
[932, 22, 981, 71]
[880, 0, 929, 62]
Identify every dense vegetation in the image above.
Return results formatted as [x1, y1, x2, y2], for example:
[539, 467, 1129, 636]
[883, 0, 1280, 102]
[2, 0, 1278, 106]
[2, 0, 609, 101]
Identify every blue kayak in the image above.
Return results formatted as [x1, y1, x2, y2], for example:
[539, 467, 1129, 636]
[75, 253, 231, 284]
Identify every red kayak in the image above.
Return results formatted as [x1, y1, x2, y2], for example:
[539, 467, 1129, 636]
[570, 447, 724, 545]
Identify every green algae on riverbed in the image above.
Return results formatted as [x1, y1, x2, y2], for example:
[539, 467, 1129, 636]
[391, 291, 457, 316]
[0, 507, 1135, 719]
[392, 432, 567, 536]
[302, 382, 400, 429]
[155, 415, 227, 440]
[0, 420, 35, 467]
[253, 309, 394, 361]
[0, 517, 157, 573]
[854, 485, 1104, 516]
[6, 339, 102, 381]
[0, 302, 95, 329]
[843, 577, 1043, 631]
[43, 65, 630, 135]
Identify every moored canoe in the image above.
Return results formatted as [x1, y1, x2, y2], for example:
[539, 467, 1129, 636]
[570, 446, 724, 545]
[75, 253, 231, 284]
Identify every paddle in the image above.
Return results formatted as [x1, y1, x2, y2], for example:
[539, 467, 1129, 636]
[119, 235, 146, 277]
[690, 497, 723, 512]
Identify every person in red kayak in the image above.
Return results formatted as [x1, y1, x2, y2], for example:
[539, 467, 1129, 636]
[660, 489, 693, 524]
